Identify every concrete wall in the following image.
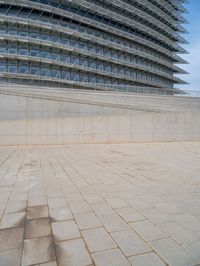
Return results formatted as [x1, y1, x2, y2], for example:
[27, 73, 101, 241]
[0, 87, 200, 145]
[0, 112, 200, 145]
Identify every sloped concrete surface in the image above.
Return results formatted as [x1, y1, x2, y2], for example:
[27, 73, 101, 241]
[0, 86, 200, 120]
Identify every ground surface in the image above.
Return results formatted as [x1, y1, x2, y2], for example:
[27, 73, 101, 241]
[0, 142, 200, 266]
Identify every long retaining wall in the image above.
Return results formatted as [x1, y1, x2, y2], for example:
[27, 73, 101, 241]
[0, 112, 200, 145]
[0, 87, 200, 145]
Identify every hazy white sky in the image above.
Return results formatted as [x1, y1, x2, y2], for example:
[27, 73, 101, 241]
[179, 0, 200, 91]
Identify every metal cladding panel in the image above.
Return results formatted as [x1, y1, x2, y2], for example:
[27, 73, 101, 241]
[0, 0, 188, 94]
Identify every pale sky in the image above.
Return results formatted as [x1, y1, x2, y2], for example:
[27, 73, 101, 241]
[179, 0, 200, 91]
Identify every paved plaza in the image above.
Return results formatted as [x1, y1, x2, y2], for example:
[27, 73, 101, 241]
[0, 142, 200, 266]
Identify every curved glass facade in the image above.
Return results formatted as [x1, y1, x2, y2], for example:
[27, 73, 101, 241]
[0, 0, 188, 94]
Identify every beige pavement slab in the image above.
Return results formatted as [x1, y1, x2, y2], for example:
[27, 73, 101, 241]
[111, 229, 151, 256]
[25, 218, 51, 239]
[55, 239, 92, 266]
[129, 252, 166, 266]
[82, 227, 117, 252]
[28, 196, 47, 207]
[158, 221, 198, 246]
[0, 212, 26, 229]
[149, 238, 199, 266]
[49, 207, 73, 222]
[5, 201, 27, 214]
[90, 202, 115, 216]
[74, 212, 102, 230]
[98, 213, 129, 232]
[0, 247, 22, 266]
[52, 220, 81, 241]
[0, 227, 24, 251]
[92, 249, 130, 266]
[35, 262, 58, 266]
[186, 240, 200, 261]
[27, 205, 49, 220]
[69, 201, 92, 214]
[116, 207, 145, 223]
[47, 197, 67, 209]
[22, 236, 56, 266]
[130, 220, 167, 242]
[106, 197, 129, 209]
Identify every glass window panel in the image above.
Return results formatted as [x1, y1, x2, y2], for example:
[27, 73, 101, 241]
[8, 65, 17, 73]
[71, 40, 79, 48]
[51, 69, 60, 78]
[41, 50, 49, 58]
[51, 35, 59, 43]
[112, 66, 118, 74]
[19, 49, 29, 56]
[96, 61, 103, 71]
[0, 44, 6, 53]
[30, 67, 39, 75]
[41, 34, 49, 41]
[79, 73, 85, 82]
[88, 60, 94, 68]
[79, 58, 87, 67]
[51, 53, 60, 61]
[61, 70, 67, 79]
[41, 68, 50, 77]
[8, 47, 17, 54]
[30, 49, 40, 57]
[70, 56, 76, 64]
[64, 55, 70, 64]
[7, 29, 17, 35]
[19, 65, 29, 74]
[71, 71, 79, 81]
[30, 32, 39, 39]
[0, 62, 6, 72]
[79, 41, 86, 49]
[19, 31, 29, 37]
[0, 24, 6, 34]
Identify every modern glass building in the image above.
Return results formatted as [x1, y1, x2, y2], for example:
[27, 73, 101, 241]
[0, 0, 188, 94]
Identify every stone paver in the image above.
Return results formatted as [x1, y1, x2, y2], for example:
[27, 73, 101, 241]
[55, 239, 92, 266]
[92, 249, 130, 266]
[48, 197, 67, 209]
[22, 236, 56, 265]
[27, 205, 49, 220]
[111, 229, 151, 256]
[98, 213, 129, 232]
[25, 218, 51, 239]
[116, 207, 145, 223]
[149, 238, 199, 266]
[106, 198, 129, 209]
[49, 207, 73, 222]
[5, 200, 27, 214]
[74, 212, 102, 230]
[130, 220, 167, 242]
[0, 212, 26, 229]
[0, 248, 22, 266]
[82, 227, 117, 252]
[69, 200, 92, 214]
[158, 221, 198, 246]
[0, 227, 24, 251]
[129, 252, 166, 266]
[52, 220, 81, 241]
[0, 142, 200, 265]
[28, 196, 47, 207]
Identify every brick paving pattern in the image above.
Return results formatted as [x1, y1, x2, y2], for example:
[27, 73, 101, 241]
[0, 142, 200, 266]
